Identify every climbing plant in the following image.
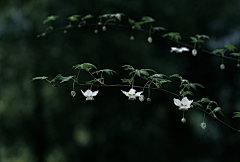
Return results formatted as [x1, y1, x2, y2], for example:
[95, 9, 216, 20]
[32, 13, 240, 133]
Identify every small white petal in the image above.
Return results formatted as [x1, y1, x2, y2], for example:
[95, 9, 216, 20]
[181, 47, 189, 51]
[170, 47, 178, 52]
[92, 90, 99, 96]
[129, 88, 136, 95]
[121, 90, 128, 96]
[85, 90, 93, 96]
[81, 90, 86, 96]
[135, 91, 143, 97]
[173, 98, 181, 106]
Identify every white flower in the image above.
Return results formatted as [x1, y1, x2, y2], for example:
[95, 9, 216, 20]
[173, 97, 193, 111]
[170, 47, 189, 53]
[121, 88, 143, 100]
[81, 89, 99, 101]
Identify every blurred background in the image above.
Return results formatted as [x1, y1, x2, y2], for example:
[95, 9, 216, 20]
[0, 0, 240, 161]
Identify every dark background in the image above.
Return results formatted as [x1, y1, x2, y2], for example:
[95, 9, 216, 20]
[0, 0, 240, 161]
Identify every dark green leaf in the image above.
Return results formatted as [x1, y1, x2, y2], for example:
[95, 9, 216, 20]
[135, 70, 141, 77]
[209, 101, 218, 106]
[201, 98, 211, 103]
[190, 83, 197, 91]
[230, 53, 240, 57]
[192, 102, 203, 108]
[153, 27, 166, 31]
[224, 44, 237, 52]
[73, 63, 97, 71]
[212, 49, 225, 55]
[142, 16, 155, 23]
[194, 83, 205, 89]
[60, 76, 74, 83]
[68, 15, 81, 21]
[43, 15, 59, 24]
[142, 69, 157, 73]
[213, 107, 224, 117]
[31, 76, 48, 81]
[170, 74, 182, 79]
[233, 112, 240, 118]
[81, 14, 94, 20]
[121, 79, 131, 84]
[182, 91, 194, 97]
[139, 70, 149, 76]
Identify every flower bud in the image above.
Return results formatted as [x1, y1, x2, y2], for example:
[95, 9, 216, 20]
[130, 36, 135, 40]
[147, 37, 152, 43]
[63, 30, 67, 34]
[102, 26, 106, 31]
[78, 25, 81, 28]
[94, 29, 98, 34]
[139, 95, 145, 102]
[200, 122, 206, 130]
[192, 49, 197, 56]
[181, 118, 186, 123]
[237, 64, 240, 68]
[220, 64, 225, 70]
[71, 90, 76, 97]
[98, 22, 102, 25]
[147, 98, 151, 103]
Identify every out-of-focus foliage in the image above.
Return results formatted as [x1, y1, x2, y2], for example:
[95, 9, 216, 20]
[1, 0, 240, 162]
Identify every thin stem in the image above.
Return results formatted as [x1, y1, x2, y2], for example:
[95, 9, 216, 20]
[76, 69, 81, 84]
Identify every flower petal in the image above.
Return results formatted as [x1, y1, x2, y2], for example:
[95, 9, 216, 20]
[181, 47, 189, 51]
[92, 90, 99, 96]
[135, 91, 143, 97]
[85, 90, 93, 96]
[173, 98, 181, 106]
[170, 47, 178, 52]
[129, 88, 136, 95]
[81, 90, 86, 97]
[121, 90, 128, 96]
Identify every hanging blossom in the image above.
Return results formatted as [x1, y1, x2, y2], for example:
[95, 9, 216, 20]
[81, 89, 99, 101]
[121, 88, 143, 100]
[173, 97, 193, 111]
[170, 47, 189, 53]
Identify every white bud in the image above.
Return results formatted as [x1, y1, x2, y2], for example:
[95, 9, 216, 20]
[130, 36, 135, 40]
[147, 37, 152, 43]
[94, 29, 98, 34]
[71, 91, 76, 97]
[139, 95, 145, 102]
[237, 64, 240, 68]
[220, 64, 225, 70]
[200, 122, 206, 130]
[102, 26, 106, 31]
[147, 98, 151, 103]
[192, 49, 197, 56]
[181, 118, 186, 123]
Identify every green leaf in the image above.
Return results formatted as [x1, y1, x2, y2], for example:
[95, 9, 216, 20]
[139, 70, 149, 76]
[189, 83, 197, 91]
[141, 69, 157, 73]
[196, 34, 210, 40]
[81, 14, 94, 20]
[141, 16, 155, 23]
[68, 15, 81, 21]
[190, 37, 198, 43]
[212, 49, 225, 55]
[50, 74, 63, 83]
[135, 70, 141, 77]
[224, 44, 237, 52]
[182, 91, 194, 97]
[163, 32, 181, 41]
[43, 15, 59, 24]
[73, 63, 97, 71]
[212, 107, 224, 117]
[110, 13, 125, 21]
[92, 69, 118, 77]
[192, 101, 203, 108]
[201, 98, 211, 103]
[194, 83, 205, 89]
[60, 76, 74, 83]
[209, 101, 218, 106]
[133, 22, 142, 29]
[170, 74, 182, 79]
[31, 76, 48, 81]
[121, 79, 131, 84]
[233, 112, 240, 118]
[128, 18, 135, 25]
[86, 79, 101, 84]
[230, 52, 240, 58]
[122, 65, 135, 71]
[181, 79, 189, 84]
[153, 27, 166, 31]
[150, 74, 167, 78]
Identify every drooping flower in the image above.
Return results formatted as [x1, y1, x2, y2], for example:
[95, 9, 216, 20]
[173, 97, 193, 111]
[170, 47, 189, 53]
[121, 88, 143, 100]
[81, 89, 99, 101]
[71, 90, 76, 97]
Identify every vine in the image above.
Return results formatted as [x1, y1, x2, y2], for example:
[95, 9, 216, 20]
[32, 13, 240, 133]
